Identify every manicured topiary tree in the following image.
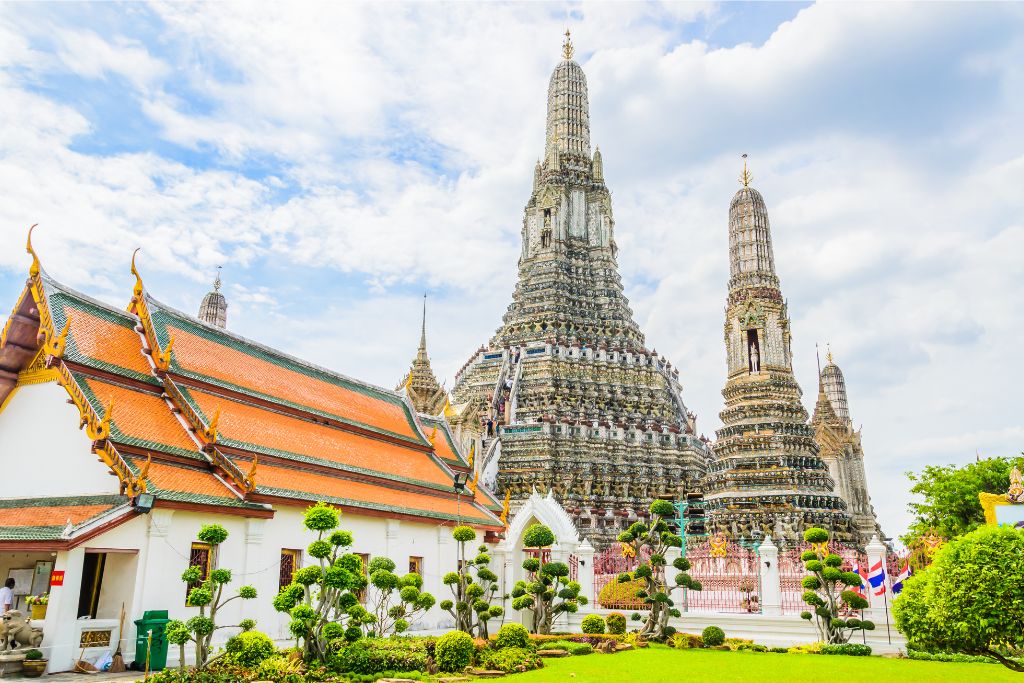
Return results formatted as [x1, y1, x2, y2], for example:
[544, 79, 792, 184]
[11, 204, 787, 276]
[495, 622, 530, 649]
[272, 502, 371, 661]
[176, 524, 258, 669]
[440, 525, 504, 637]
[798, 527, 873, 644]
[893, 525, 1024, 671]
[364, 557, 436, 637]
[435, 629, 476, 672]
[702, 625, 725, 647]
[580, 614, 605, 634]
[510, 523, 587, 634]
[605, 612, 626, 635]
[616, 499, 702, 641]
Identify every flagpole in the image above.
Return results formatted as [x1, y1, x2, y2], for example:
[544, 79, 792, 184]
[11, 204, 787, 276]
[882, 573, 892, 644]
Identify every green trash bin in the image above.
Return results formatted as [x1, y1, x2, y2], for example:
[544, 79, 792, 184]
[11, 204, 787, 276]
[132, 609, 171, 672]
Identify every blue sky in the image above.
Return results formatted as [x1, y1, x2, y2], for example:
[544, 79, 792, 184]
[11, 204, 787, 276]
[1, 2, 1022, 538]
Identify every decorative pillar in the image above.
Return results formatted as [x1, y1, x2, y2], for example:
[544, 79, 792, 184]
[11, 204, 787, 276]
[385, 519, 401, 564]
[130, 509, 175, 666]
[241, 518, 265, 624]
[41, 546, 86, 673]
[576, 539, 595, 605]
[758, 535, 781, 615]
[865, 535, 888, 615]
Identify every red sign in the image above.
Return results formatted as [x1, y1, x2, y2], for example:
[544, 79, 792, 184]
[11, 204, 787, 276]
[49, 571, 64, 587]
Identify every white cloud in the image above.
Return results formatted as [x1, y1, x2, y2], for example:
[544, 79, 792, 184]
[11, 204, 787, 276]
[0, 2, 1022, 539]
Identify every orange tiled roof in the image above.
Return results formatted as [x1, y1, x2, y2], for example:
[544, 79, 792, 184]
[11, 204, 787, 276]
[139, 459, 241, 503]
[0, 503, 118, 528]
[252, 462, 497, 526]
[78, 376, 200, 458]
[162, 321, 419, 441]
[423, 418, 465, 466]
[185, 386, 453, 488]
[51, 294, 153, 380]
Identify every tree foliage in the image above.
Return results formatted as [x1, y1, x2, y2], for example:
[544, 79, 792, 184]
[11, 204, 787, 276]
[364, 557, 436, 637]
[904, 455, 1024, 542]
[511, 523, 586, 634]
[615, 499, 701, 641]
[893, 525, 1024, 671]
[272, 502, 370, 661]
[172, 524, 257, 670]
[798, 527, 873, 644]
[440, 525, 503, 638]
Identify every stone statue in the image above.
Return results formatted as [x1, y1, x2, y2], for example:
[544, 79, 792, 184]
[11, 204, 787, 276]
[1, 610, 43, 651]
[749, 341, 760, 372]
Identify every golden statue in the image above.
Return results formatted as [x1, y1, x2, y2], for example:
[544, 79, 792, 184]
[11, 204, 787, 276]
[1008, 466, 1024, 503]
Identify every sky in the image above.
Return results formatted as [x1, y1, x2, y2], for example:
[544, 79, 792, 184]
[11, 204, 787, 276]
[1, 2, 1022, 540]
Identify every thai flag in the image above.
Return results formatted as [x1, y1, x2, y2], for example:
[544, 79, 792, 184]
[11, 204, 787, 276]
[851, 562, 868, 599]
[891, 560, 912, 595]
[868, 560, 886, 597]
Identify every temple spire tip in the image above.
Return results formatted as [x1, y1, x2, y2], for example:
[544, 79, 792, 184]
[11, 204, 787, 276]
[562, 29, 574, 61]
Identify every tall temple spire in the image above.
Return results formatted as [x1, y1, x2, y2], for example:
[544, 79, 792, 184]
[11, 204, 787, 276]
[197, 266, 228, 328]
[820, 347, 851, 425]
[397, 295, 447, 415]
[707, 167, 854, 545]
[545, 30, 591, 162]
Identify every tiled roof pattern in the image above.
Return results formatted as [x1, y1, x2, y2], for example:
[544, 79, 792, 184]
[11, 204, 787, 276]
[0, 526, 68, 541]
[135, 459, 239, 503]
[0, 495, 125, 530]
[421, 417, 466, 467]
[77, 375, 202, 458]
[185, 386, 454, 489]
[253, 463, 497, 526]
[49, 291, 154, 382]
[150, 307, 421, 443]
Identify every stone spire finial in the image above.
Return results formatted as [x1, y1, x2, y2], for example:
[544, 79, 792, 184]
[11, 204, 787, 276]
[740, 153, 753, 187]
[418, 293, 428, 360]
[562, 29, 574, 61]
[728, 155, 778, 288]
[820, 348, 851, 424]
[397, 294, 447, 414]
[545, 33, 591, 161]
[198, 266, 228, 328]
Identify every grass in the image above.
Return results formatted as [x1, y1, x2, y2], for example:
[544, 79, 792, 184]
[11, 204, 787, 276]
[509, 645, 1022, 682]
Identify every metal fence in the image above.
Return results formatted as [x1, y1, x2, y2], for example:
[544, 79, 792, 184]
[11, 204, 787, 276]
[778, 540, 866, 615]
[682, 536, 761, 613]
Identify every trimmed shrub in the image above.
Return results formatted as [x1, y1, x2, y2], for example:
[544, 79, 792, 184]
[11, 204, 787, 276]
[702, 626, 725, 647]
[821, 643, 872, 656]
[669, 632, 704, 649]
[224, 630, 276, 668]
[580, 614, 606, 634]
[330, 637, 431, 674]
[769, 646, 789, 653]
[567, 642, 593, 656]
[597, 577, 646, 609]
[605, 612, 627, 635]
[495, 622, 530, 649]
[906, 650, 1001, 664]
[477, 646, 544, 673]
[435, 630, 475, 673]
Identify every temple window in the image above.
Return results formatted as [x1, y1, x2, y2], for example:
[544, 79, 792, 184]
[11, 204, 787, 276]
[279, 548, 301, 591]
[186, 542, 213, 604]
[409, 556, 423, 575]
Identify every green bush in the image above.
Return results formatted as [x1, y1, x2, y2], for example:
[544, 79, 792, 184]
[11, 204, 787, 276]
[605, 612, 626, 635]
[769, 646, 789, 653]
[477, 646, 543, 673]
[566, 642, 593, 655]
[224, 630, 276, 668]
[580, 614, 606, 634]
[821, 643, 872, 656]
[330, 637, 431, 674]
[435, 630, 475, 673]
[702, 626, 725, 647]
[905, 649, 1003, 664]
[23, 649, 42, 661]
[495, 622, 530, 649]
[537, 639, 573, 651]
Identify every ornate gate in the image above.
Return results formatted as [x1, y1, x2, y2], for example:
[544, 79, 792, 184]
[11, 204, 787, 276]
[592, 543, 643, 609]
[682, 535, 761, 613]
[778, 540, 865, 615]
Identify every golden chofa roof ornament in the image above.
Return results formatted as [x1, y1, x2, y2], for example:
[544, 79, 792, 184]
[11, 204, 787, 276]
[739, 153, 753, 188]
[562, 29, 574, 61]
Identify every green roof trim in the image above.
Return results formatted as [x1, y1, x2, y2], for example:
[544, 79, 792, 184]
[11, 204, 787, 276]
[123, 456, 265, 510]
[420, 416, 469, 467]
[255, 485, 497, 526]
[44, 284, 158, 386]
[0, 526, 65, 541]
[0, 494, 126, 509]
[72, 372, 206, 461]
[148, 302, 426, 446]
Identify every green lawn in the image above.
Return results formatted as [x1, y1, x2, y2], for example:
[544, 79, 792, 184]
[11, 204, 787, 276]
[511, 646, 1020, 682]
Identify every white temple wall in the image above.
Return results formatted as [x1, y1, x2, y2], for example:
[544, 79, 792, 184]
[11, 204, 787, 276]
[0, 382, 115, 498]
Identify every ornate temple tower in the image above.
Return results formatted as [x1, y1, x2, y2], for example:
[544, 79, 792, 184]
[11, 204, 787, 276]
[449, 33, 709, 547]
[198, 268, 228, 328]
[704, 159, 855, 545]
[397, 296, 448, 415]
[811, 350, 881, 544]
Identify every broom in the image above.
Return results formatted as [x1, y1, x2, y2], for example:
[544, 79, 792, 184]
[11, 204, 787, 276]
[109, 603, 127, 672]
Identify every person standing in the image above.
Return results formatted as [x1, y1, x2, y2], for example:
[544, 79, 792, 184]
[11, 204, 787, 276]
[0, 578, 15, 613]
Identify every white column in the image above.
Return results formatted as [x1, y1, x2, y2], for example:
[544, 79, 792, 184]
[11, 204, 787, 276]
[576, 539, 595, 605]
[130, 509, 176, 666]
[865, 535, 888, 617]
[241, 518, 265, 625]
[758, 535, 781, 615]
[41, 546, 85, 673]
[386, 519, 402, 566]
